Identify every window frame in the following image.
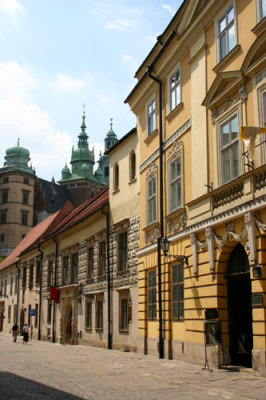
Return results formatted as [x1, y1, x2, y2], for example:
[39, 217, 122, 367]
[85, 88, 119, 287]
[85, 300, 92, 329]
[21, 210, 29, 226]
[22, 190, 30, 205]
[172, 264, 184, 321]
[29, 263, 34, 289]
[119, 291, 131, 332]
[147, 176, 157, 226]
[169, 67, 181, 113]
[220, 112, 240, 184]
[113, 162, 119, 191]
[118, 231, 128, 272]
[87, 246, 94, 280]
[71, 252, 78, 284]
[0, 211, 7, 225]
[62, 255, 69, 285]
[47, 300, 52, 325]
[257, 0, 266, 21]
[1, 189, 8, 204]
[95, 297, 103, 330]
[98, 241, 106, 277]
[129, 151, 136, 182]
[217, 4, 236, 62]
[148, 270, 157, 321]
[147, 97, 156, 136]
[169, 155, 182, 213]
[47, 260, 53, 287]
[35, 259, 40, 285]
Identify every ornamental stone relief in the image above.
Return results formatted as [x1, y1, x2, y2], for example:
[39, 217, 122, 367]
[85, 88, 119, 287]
[167, 213, 187, 234]
[144, 227, 160, 245]
[146, 162, 157, 180]
[167, 140, 184, 162]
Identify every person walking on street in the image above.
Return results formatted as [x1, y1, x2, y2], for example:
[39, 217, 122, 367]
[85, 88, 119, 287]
[12, 323, 19, 343]
[22, 323, 29, 344]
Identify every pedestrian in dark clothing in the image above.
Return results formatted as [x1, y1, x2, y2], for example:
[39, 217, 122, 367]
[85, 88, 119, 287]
[22, 323, 29, 344]
[12, 323, 19, 343]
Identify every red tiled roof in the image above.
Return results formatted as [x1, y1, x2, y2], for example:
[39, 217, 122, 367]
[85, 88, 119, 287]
[0, 211, 60, 271]
[44, 187, 109, 239]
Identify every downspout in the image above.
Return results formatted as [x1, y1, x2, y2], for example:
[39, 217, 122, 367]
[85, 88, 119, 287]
[101, 204, 112, 350]
[52, 237, 58, 343]
[15, 261, 20, 325]
[37, 243, 43, 341]
[147, 65, 164, 359]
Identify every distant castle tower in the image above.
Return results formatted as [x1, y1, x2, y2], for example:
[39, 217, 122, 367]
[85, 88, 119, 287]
[58, 108, 106, 206]
[98, 118, 118, 185]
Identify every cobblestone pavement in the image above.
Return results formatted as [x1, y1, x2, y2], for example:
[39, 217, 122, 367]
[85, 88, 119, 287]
[1, 332, 266, 400]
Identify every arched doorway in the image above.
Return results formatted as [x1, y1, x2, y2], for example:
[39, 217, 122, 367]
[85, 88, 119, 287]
[64, 304, 72, 344]
[227, 244, 253, 367]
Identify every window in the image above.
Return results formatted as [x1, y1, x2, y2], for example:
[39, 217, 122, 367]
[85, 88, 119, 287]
[98, 241, 106, 277]
[47, 301, 52, 324]
[47, 260, 53, 286]
[87, 247, 94, 279]
[4, 280, 7, 296]
[10, 277, 13, 295]
[35, 260, 40, 285]
[3, 177, 8, 183]
[0, 211, 7, 224]
[21, 210, 28, 225]
[118, 232, 128, 271]
[129, 151, 136, 181]
[22, 190, 29, 205]
[169, 156, 182, 212]
[71, 252, 78, 283]
[218, 5, 235, 61]
[147, 177, 157, 225]
[147, 98, 156, 136]
[29, 263, 34, 289]
[28, 305, 31, 326]
[104, 166, 109, 177]
[96, 298, 103, 330]
[220, 114, 239, 183]
[1, 189, 8, 204]
[258, 0, 266, 20]
[22, 266, 27, 288]
[85, 301, 92, 329]
[13, 305, 17, 324]
[24, 178, 29, 184]
[169, 68, 181, 112]
[113, 163, 119, 190]
[172, 264, 184, 320]
[8, 305, 11, 323]
[120, 298, 128, 331]
[14, 276, 18, 294]
[35, 304, 39, 329]
[148, 270, 156, 320]
[62, 256, 68, 285]
[0, 234, 4, 243]
[0, 281, 3, 296]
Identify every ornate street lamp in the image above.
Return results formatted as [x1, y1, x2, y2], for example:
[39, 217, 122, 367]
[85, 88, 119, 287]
[161, 237, 188, 265]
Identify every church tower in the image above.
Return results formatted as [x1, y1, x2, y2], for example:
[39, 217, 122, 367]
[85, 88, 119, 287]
[58, 108, 105, 206]
[98, 119, 118, 185]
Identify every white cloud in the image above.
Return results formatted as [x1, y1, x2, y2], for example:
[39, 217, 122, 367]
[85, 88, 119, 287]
[0, 0, 25, 23]
[106, 18, 136, 31]
[122, 54, 132, 63]
[162, 4, 175, 16]
[0, 60, 72, 181]
[56, 73, 89, 94]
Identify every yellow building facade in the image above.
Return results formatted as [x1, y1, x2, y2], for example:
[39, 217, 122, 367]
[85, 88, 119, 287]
[126, 0, 266, 375]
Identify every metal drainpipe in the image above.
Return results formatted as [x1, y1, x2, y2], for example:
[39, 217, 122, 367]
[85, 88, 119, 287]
[52, 237, 58, 343]
[15, 261, 20, 325]
[147, 65, 164, 359]
[37, 243, 43, 341]
[101, 205, 112, 350]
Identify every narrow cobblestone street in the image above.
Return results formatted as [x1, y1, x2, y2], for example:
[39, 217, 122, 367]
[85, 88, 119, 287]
[1, 332, 266, 400]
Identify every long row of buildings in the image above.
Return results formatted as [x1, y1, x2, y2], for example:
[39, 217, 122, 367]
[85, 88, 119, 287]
[0, 0, 266, 377]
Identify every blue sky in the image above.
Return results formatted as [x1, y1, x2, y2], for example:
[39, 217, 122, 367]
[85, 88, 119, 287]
[0, 0, 183, 181]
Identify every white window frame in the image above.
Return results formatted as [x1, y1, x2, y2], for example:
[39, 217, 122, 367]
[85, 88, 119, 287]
[255, 74, 266, 165]
[220, 113, 240, 184]
[257, 0, 266, 22]
[169, 67, 181, 113]
[146, 176, 157, 225]
[169, 155, 182, 213]
[217, 3, 236, 62]
[147, 97, 156, 137]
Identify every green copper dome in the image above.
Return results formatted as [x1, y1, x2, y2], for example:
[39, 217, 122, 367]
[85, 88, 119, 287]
[6, 139, 30, 157]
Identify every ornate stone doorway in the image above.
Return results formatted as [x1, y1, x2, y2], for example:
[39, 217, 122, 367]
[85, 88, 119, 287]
[227, 244, 253, 367]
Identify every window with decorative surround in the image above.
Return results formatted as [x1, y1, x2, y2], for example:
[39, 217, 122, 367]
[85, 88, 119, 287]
[220, 113, 239, 183]
[113, 162, 119, 191]
[218, 4, 235, 61]
[95, 296, 103, 330]
[71, 252, 78, 284]
[118, 231, 128, 272]
[147, 98, 156, 136]
[98, 241, 106, 277]
[169, 68, 181, 112]
[85, 300, 92, 329]
[119, 290, 131, 332]
[148, 270, 156, 321]
[258, 0, 266, 21]
[62, 255, 68, 285]
[87, 246, 94, 280]
[129, 151, 136, 182]
[172, 264, 184, 320]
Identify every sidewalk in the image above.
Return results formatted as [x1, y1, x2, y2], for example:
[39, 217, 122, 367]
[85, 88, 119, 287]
[0, 332, 265, 400]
